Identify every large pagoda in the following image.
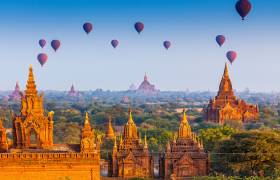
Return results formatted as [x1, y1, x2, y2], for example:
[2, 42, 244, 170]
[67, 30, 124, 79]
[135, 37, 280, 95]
[159, 110, 209, 178]
[9, 81, 21, 101]
[0, 66, 100, 180]
[108, 109, 154, 178]
[204, 63, 259, 124]
[137, 73, 157, 94]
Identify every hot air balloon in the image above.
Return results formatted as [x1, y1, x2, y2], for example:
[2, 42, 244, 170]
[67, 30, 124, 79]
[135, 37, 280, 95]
[216, 35, 225, 47]
[226, 51, 237, 64]
[39, 39, 46, 48]
[111, 40, 119, 48]
[134, 22, 144, 34]
[163, 41, 171, 50]
[37, 53, 48, 66]
[235, 0, 252, 20]
[83, 22, 93, 34]
[51, 40, 60, 52]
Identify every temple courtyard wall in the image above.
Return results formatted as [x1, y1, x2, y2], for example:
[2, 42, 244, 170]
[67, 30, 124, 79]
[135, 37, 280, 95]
[0, 152, 100, 180]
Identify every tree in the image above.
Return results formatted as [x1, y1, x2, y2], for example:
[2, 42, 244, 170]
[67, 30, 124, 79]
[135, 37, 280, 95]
[199, 126, 237, 152]
[214, 130, 280, 177]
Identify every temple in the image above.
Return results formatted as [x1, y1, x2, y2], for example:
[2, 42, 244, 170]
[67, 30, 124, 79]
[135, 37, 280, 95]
[0, 66, 100, 180]
[108, 109, 154, 178]
[137, 73, 158, 94]
[204, 63, 259, 124]
[159, 109, 209, 179]
[9, 82, 21, 101]
[68, 84, 78, 96]
[105, 116, 115, 140]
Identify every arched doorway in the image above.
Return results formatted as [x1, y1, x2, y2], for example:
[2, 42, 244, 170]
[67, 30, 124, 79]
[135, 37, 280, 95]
[28, 128, 39, 148]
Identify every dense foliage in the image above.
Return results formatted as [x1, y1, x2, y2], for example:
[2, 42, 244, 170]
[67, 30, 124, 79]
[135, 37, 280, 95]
[1, 91, 280, 178]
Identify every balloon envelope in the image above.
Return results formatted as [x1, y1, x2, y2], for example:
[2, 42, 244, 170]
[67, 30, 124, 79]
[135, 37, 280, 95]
[37, 53, 48, 66]
[39, 39, 46, 48]
[51, 40, 61, 52]
[134, 22, 144, 34]
[216, 35, 225, 47]
[111, 40, 119, 48]
[163, 41, 171, 50]
[226, 51, 237, 64]
[83, 22, 93, 34]
[235, 0, 252, 20]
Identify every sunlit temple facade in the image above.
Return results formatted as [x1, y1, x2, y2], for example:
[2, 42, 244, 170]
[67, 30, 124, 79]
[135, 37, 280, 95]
[204, 63, 259, 124]
[0, 66, 100, 180]
[108, 109, 154, 178]
[159, 110, 209, 179]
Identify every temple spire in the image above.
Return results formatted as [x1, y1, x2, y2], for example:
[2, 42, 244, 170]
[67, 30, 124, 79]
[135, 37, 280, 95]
[123, 108, 138, 139]
[178, 109, 191, 138]
[84, 112, 90, 126]
[218, 62, 233, 94]
[182, 109, 187, 124]
[144, 133, 148, 149]
[144, 73, 148, 81]
[128, 108, 134, 124]
[25, 65, 38, 96]
[15, 81, 20, 91]
[106, 116, 115, 139]
[223, 63, 229, 78]
[114, 136, 117, 148]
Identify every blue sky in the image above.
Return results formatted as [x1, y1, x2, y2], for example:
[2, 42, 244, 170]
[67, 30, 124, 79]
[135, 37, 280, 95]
[0, 0, 279, 91]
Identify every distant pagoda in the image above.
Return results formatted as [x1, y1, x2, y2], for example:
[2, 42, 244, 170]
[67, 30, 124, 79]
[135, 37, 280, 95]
[137, 73, 158, 94]
[68, 84, 78, 96]
[108, 108, 154, 178]
[204, 63, 259, 124]
[106, 116, 115, 140]
[9, 82, 21, 101]
[129, 84, 137, 91]
[159, 109, 209, 178]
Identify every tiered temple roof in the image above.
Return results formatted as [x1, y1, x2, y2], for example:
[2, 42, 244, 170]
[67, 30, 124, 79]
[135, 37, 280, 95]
[204, 63, 259, 124]
[109, 108, 153, 178]
[159, 109, 208, 178]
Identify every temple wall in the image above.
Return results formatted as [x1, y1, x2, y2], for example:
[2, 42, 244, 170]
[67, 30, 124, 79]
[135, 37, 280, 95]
[0, 153, 100, 180]
[0, 166, 100, 180]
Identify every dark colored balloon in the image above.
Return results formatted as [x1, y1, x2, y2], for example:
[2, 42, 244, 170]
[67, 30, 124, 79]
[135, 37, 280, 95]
[111, 40, 119, 48]
[83, 22, 93, 34]
[163, 41, 171, 50]
[235, 0, 252, 20]
[226, 51, 237, 64]
[37, 53, 48, 66]
[134, 22, 144, 34]
[216, 35, 225, 47]
[39, 39, 46, 48]
[51, 40, 61, 52]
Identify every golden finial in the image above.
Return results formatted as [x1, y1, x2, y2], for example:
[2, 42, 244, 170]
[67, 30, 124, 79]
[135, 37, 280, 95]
[114, 136, 117, 148]
[84, 112, 90, 125]
[182, 109, 187, 123]
[128, 108, 134, 124]
[224, 62, 229, 77]
[144, 133, 148, 149]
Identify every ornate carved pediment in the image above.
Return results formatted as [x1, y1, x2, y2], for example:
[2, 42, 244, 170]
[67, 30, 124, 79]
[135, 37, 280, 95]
[123, 151, 137, 164]
[175, 153, 194, 167]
